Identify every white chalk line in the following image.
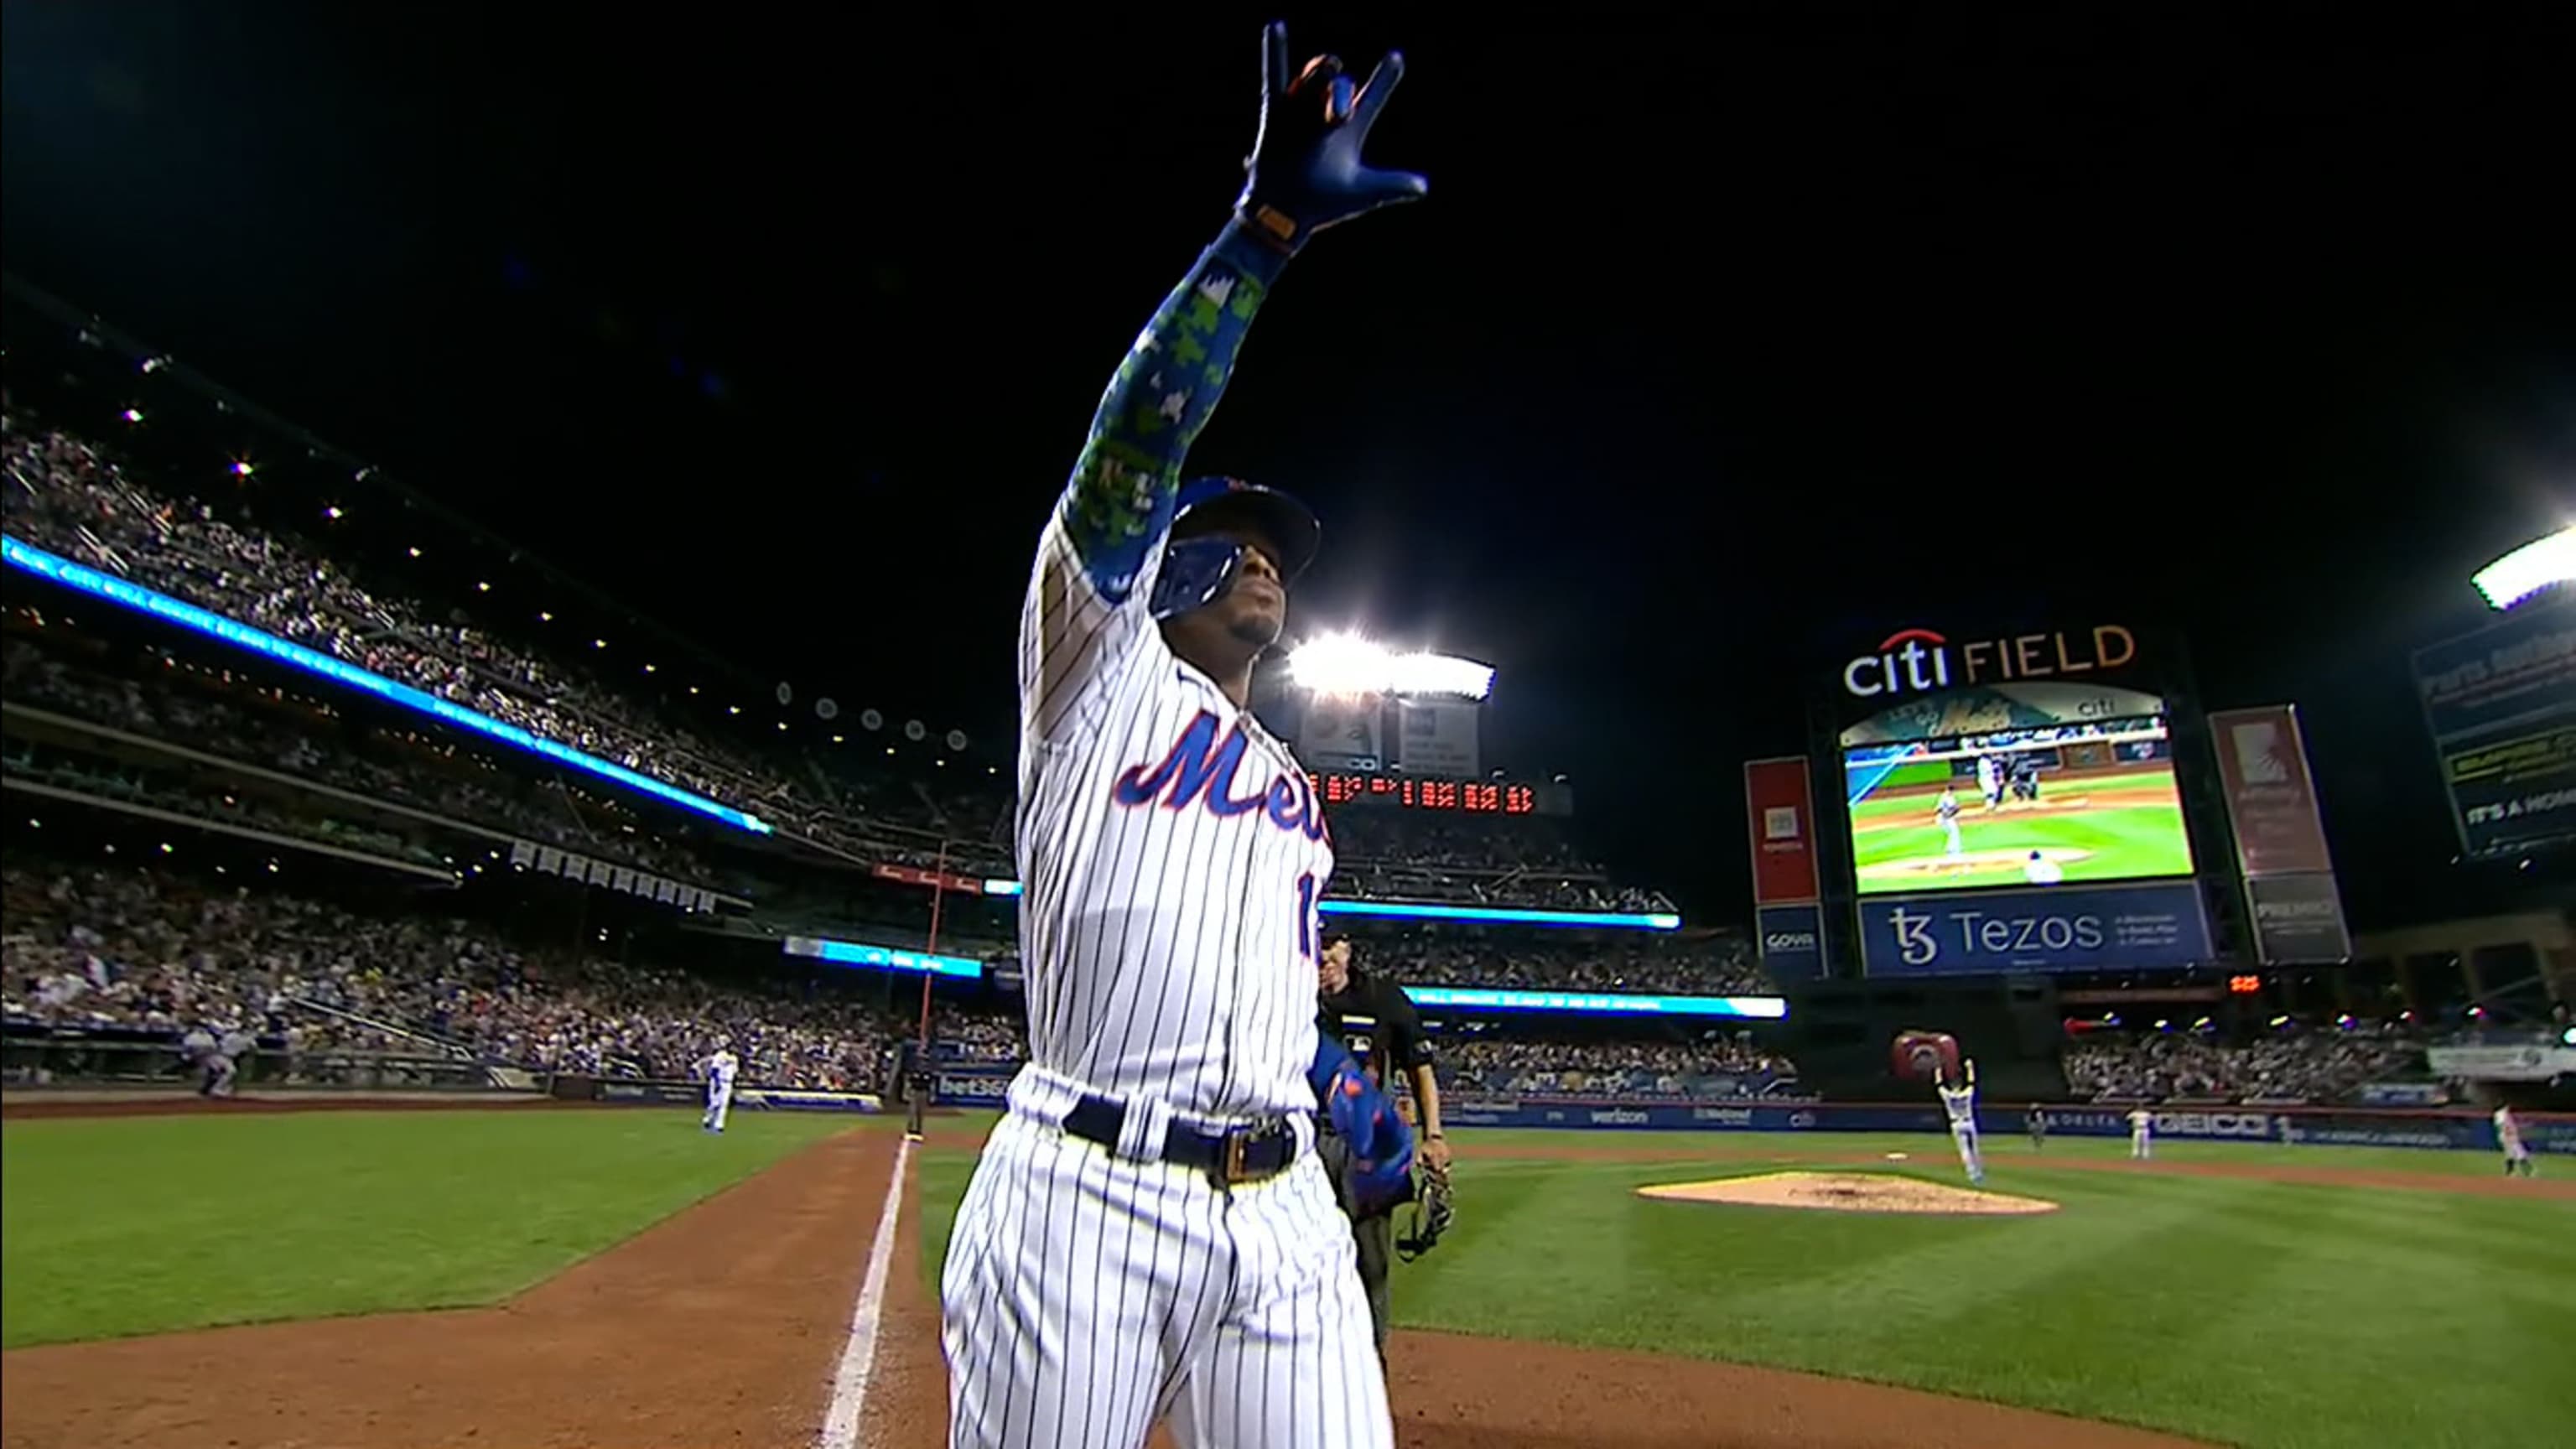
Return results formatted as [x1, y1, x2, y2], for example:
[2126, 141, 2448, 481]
[818, 1133, 914, 1449]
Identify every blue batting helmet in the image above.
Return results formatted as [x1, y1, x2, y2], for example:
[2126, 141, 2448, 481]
[1147, 476, 1322, 621]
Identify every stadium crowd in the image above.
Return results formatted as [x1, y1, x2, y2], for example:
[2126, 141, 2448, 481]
[4, 631, 732, 888]
[2060, 1026, 2422, 1104]
[1441, 1033, 1798, 1100]
[5, 408, 1681, 913]
[1, 860, 894, 1089]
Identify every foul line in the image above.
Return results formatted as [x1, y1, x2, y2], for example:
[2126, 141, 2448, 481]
[819, 1134, 913, 1449]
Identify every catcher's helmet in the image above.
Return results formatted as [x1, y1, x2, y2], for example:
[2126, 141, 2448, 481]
[1148, 476, 1322, 621]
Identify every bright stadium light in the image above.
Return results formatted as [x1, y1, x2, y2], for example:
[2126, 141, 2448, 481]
[1287, 631, 1494, 699]
[2472, 525, 2576, 610]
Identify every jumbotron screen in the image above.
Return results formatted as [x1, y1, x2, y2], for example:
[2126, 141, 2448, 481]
[1841, 715, 2196, 896]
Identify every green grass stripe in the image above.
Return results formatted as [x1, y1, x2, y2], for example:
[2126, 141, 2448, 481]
[1, 1109, 854, 1348]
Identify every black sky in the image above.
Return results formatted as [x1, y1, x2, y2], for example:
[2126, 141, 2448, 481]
[4, 4, 2571, 927]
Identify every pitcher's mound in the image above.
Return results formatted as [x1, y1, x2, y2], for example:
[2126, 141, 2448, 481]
[1639, 1171, 2059, 1216]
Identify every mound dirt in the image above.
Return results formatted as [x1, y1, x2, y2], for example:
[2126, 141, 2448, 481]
[1639, 1169, 2060, 1215]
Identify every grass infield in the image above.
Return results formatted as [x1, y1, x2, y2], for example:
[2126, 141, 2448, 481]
[917, 1126, 2567, 1449]
[0, 1107, 852, 1348]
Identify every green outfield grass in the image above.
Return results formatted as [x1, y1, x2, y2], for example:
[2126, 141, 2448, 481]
[1848, 769, 2195, 893]
[0, 1108, 853, 1348]
[915, 1126, 2573, 1449]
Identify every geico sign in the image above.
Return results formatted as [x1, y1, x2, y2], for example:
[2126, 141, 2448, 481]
[2153, 1111, 2272, 1137]
[1763, 930, 1820, 953]
[1843, 625, 2138, 699]
[1888, 904, 2105, 966]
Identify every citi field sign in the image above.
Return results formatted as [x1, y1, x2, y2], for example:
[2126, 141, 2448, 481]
[1841, 624, 2140, 699]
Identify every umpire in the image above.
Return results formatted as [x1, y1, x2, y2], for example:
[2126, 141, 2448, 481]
[1314, 929, 1451, 1364]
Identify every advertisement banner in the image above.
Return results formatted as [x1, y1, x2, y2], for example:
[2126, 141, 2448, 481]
[2412, 600, 2576, 854]
[1743, 757, 1822, 906]
[1397, 701, 1481, 780]
[1755, 903, 1826, 983]
[932, 1066, 1016, 1106]
[2243, 872, 2353, 964]
[2424, 1042, 2576, 1082]
[872, 863, 987, 895]
[1432, 1097, 2575, 1152]
[1300, 694, 1384, 772]
[2207, 706, 2336, 876]
[1857, 881, 2211, 977]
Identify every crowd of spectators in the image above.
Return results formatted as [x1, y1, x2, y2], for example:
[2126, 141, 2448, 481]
[3, 412, 997, 875]
[5, 631, 732, 888]
[1348, 927, 1768, 995]
[2060, 1025, 2423, 1104]
[1441, 1032, 1799, 1100]
[5, 407, 1687, 913]
[1, 860, 897, 1089]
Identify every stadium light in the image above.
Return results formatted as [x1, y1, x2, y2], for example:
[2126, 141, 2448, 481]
[1286, 631, 1493, 699]
[2, 534, 774, 835]
[2471, 525, 2576, 610]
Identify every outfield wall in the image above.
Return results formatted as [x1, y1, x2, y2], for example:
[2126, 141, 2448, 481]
[1439, 1097, 2576, 1153]
[927, 1065, 2569, 1152]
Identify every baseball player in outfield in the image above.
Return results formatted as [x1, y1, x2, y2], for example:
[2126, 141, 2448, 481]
[2129, 1106, 2155, 1160]
[1935, 1060, 1985, 1184]
[2495, 1104, 2535, 1177]
[697, 1044, 739, 1134]
[941, 23, 1422, 1448]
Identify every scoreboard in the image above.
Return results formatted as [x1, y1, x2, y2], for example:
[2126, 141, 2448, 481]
[1310, 772, 1560, 817]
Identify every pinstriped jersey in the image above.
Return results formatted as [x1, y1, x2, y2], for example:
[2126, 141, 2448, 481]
[1017, 505, 1333, 1121]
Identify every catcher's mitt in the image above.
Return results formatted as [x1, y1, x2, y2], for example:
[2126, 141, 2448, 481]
[1394, 1164, 1453, 1263]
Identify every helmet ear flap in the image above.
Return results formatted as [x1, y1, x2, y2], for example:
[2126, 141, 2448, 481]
[1149, 537, 1247, 621]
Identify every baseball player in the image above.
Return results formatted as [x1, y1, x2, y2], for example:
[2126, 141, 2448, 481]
[2027, 1104, 2048, 1152]
[1935, 785, 1965, 865]
[2129, 1106, 2155, 1160]
[1935, 1059, 1985, 1184]
[940, 24, 1422, 1449]
[697, 1044, 739, 1135]
[2496, 1104, 2536, 1177]
[1315, 930, 1451, 1365]
[216, 1024, 253, 1098]
[181, 1024, 223, 1097]
[1976, 752, 2003, 811]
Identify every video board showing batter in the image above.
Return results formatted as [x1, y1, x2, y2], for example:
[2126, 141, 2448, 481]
[1842, 715, 2196, 896]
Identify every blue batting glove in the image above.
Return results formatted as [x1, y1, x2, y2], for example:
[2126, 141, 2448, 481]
[1236, 20, 1427, 256]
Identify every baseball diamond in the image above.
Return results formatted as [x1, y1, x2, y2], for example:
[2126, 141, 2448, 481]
[4, 1096, 2570, 1449]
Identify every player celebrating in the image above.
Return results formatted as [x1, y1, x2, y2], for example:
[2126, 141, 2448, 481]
[1317, 930, 1452, 1366]
[2129, 1106, 2155, 1160]
[941, 24, 1421, 1449]
[2496, 1103, 2536, 1177]
[1935, 1059, 1985, 1185]
[697, 1042, 739, 1135]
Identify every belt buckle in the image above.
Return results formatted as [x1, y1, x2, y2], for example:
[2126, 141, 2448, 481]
[1223, 1130, 1253, 1186]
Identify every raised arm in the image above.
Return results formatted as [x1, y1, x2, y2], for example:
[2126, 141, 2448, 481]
[1021, 21, 1426, 744]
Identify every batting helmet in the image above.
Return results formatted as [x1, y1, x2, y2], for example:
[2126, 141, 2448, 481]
[1148, 476, 1322, 621]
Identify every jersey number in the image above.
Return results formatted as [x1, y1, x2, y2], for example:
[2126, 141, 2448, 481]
[1296, 872, 1317, 959]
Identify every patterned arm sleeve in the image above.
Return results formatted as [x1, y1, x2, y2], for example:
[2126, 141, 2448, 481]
[1020, 218, 1291, 745]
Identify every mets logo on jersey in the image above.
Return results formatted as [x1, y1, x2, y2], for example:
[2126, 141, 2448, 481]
[1114, 710, 1328, 841]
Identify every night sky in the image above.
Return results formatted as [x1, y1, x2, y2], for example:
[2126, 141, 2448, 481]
[5, 5, 2570, 927]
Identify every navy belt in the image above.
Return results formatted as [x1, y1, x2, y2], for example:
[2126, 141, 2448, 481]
[1062, 1095, 1300, 1190]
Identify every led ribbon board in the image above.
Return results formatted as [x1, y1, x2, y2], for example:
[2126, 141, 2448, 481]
[977, 878, 1675, 931]
[3, 535, 772, 834]
[782, 935, 983, 978]
[1407, 986, 1786, 1019]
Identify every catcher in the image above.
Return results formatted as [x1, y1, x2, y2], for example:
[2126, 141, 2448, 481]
[1316, 930, 1454, 1364]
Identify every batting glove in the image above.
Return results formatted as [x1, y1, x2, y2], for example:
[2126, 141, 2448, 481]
[1236, 20, 1427, 256]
